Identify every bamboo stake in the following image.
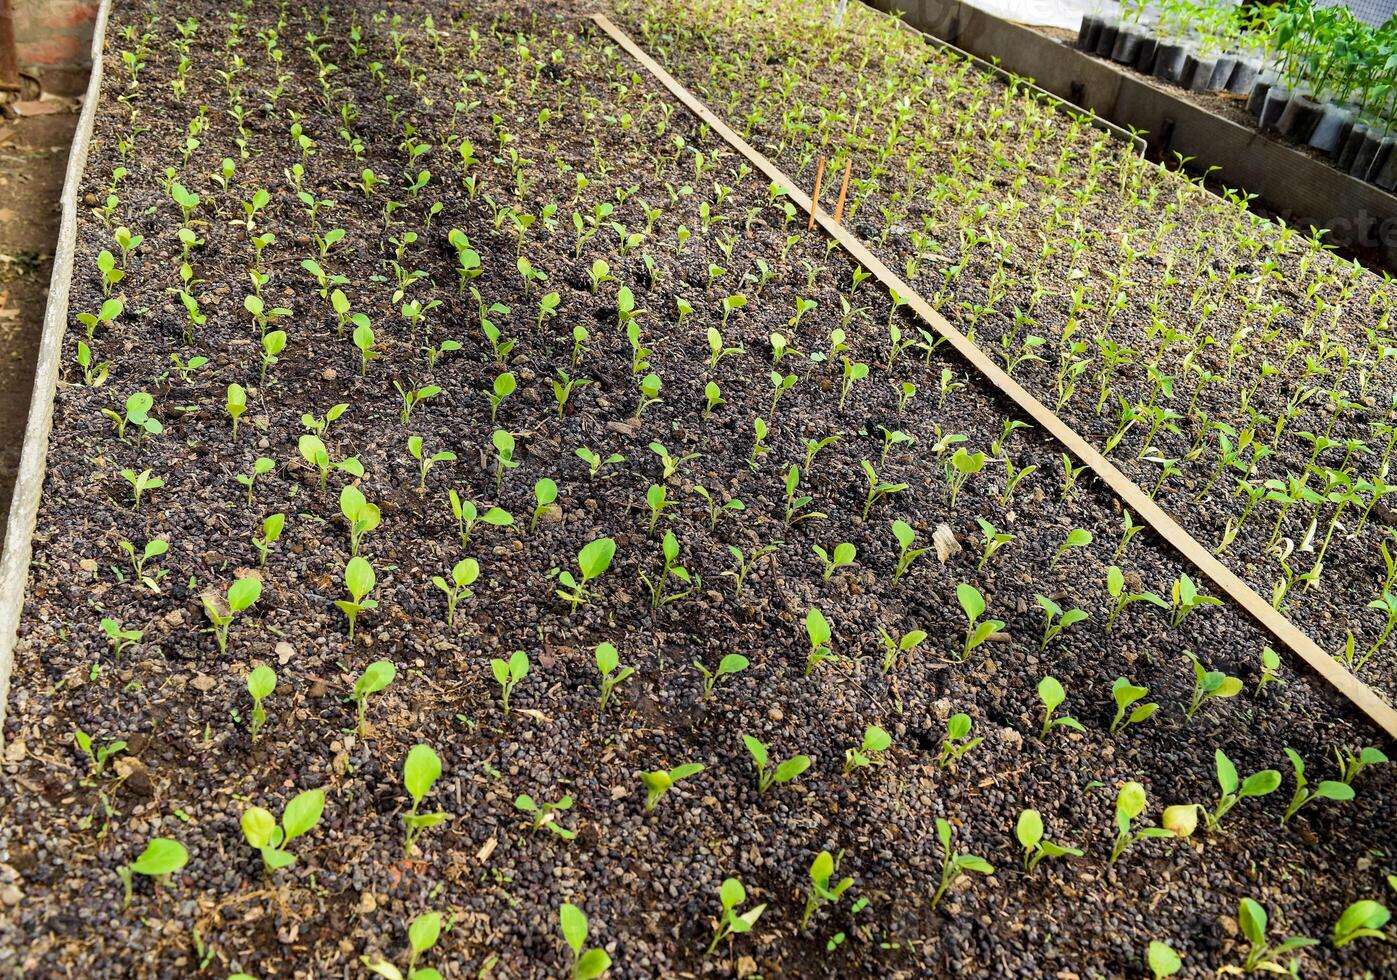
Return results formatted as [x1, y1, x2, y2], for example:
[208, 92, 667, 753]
[833, 160, 852, 225]
[807, 156, 826, 231]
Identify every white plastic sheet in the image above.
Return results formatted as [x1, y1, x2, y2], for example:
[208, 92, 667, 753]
[964, 0, 1096, 31]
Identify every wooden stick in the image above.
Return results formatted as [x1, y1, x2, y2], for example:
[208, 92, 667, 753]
[590, 12, 1397, 739]
[807, 156, 826, 231]
[833, 160, 852, 225]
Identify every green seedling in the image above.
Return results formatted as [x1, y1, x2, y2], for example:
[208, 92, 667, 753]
[1105, 566, 1168, 631]
[447, 491, 512, 548]
[241, 788, 325, 871]
[1282, 747, 1355, 823]
[575, 448, 626, 480]
[1015, 808, 1083, 874]
[1036, 595, 1088, 651]
[1236, 897, 1317, 972]
[551, 369, 590, 419]
[703, 381, 724, 417]
[642, 531, 698, 608]
[402, 743, 449, 855]
[706, 877, 766, 955]
[946, 447, 985, 509]
[246, 664, 276, 739]
[1036, 676, 1085, 739]
[1209, 749, 1281, 831]
[640, 762, 704, 811]
[118, 537, 167, 592]
[695, 653, 748, 700]
[1147, 940, 1182, 979]
[559, 903, 612, 980]
[351, 660, 396, 736]
[635, 372, 662, 418]
[490, 650, 529, 714]
[1169, 573, 1221, 626]
[203, 578, 261, 654]
[78, 297, 124, 339]
[302, 403, 348, 439]
[297, 434, 364, 492]
[120, 468, 163, 511]
[237, 456, 275, 504]
[805, 606, 835, 675]
[723, 543, 780, 598]
[812, 541, 857, 581]
[1110, 781, 1182, 863]
[877, 627, 926, 674]
[783, 465, 826, 527]
[594, 642, 634, 711]
[253, 513, 284, 568]
[1052, 528, 1092, 569]
[104, 391, 162, 444]
[1184, 652, 1243, 721]
[956, 584, 1004, 662]
[432, 558, 479, 628]
[938, 713, 983, 770]
[692, 486, 744, 530]
[73, 729, 126, 780]
[491, 430, 517, 490]
[1335, 745, 1390, 784]
[801, 850, 854, 929]
[335, 556, 377, 640]
[839, 358, 868, 408]
[407, 437, 455, 492]
[515, 792, 576, 840]
[339, 485, 381, 557]
[844, 725, 891, 774]
[531, 479, 558, 531]
[100, 617, 142, 657]
[259, 329, 285, 384]
[1256, 646, 1284, 696]
[1109, 677, 1157, 734]
[361, 910, 448, 980]
[891, 520, 929, 584]
[75, 340, 110, 386]
[975, 518, 1014, 571]
[487, 371, 515, 422]
[861, 460, 908, 519]
[742, 734, 811, 794]
[645, 485, 674, 535]
[555, 537, 616, 612]
[930, 818, 994, 910]
[97, 250, 124, 295]
[1332, 900, 1390, 949]
[353, 321, 379, 374]
[119, 838, 188, 908]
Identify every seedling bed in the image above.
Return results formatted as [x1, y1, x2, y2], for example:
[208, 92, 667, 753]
[1, 0, 1394, 977]
[629, 0, 1397, 709]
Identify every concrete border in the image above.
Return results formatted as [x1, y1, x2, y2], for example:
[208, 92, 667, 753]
[864, 0, 1397, 270]
[0, 0, 109, 740]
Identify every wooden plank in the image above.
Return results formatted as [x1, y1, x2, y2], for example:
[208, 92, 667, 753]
[590, 12, 1397, 740]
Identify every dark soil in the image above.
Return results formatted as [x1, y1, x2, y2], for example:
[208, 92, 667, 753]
[0, 1, 1394, 978]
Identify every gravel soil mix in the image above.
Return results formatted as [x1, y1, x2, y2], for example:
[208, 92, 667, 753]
[0, 0, 1394, 978]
